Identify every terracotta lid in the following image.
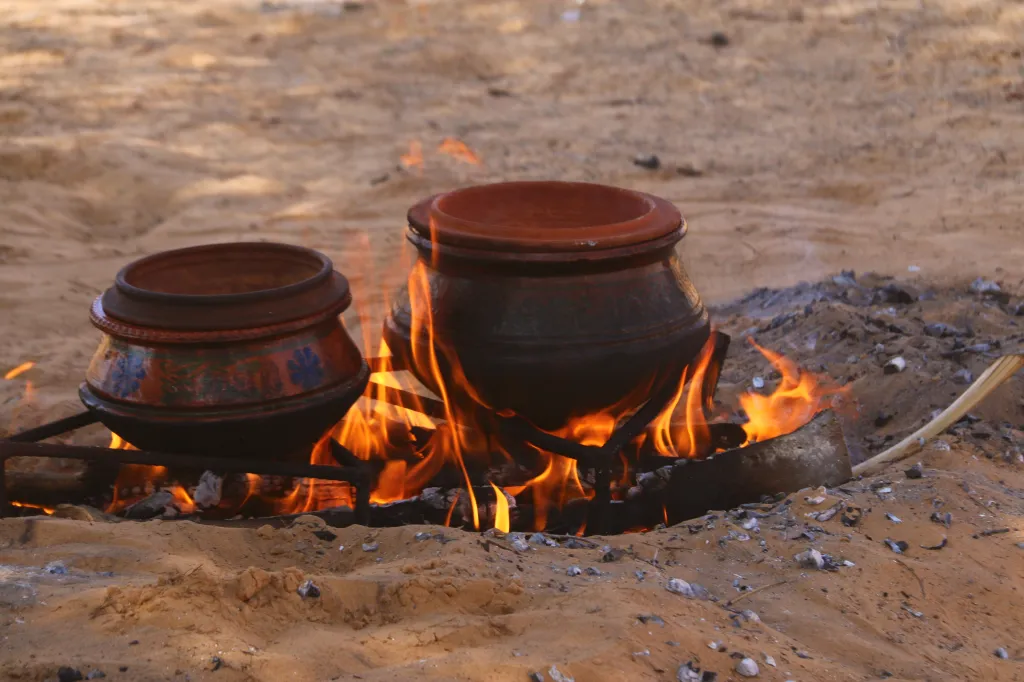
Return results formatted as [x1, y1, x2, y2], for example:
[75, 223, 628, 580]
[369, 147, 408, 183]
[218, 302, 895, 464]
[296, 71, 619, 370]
[407, 181, 684, 253]
[99, 242, 351, 331]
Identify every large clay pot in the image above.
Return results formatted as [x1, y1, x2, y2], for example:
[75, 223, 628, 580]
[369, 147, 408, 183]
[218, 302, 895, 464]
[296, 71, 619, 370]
[80, 242, 369, 459]
[383, 181, 711, 431]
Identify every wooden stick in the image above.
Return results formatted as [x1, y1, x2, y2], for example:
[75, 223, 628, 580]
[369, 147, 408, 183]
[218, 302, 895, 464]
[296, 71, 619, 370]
[853, 354, 1024, 477]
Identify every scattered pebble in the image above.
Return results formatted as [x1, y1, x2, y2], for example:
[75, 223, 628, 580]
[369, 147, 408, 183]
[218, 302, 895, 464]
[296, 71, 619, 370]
[921, 537, 947, 551]
[923, 322, 959, 338]
[677, 662, 702, 681]
[952, 368, 974, 385]
[804, 495, 827, 506]
[528, 672, 545, 682]
[667, 578, 694, 597]
[511, 536, 530, 552]
[905, 463, 924, 479]
[638, 614, 665, 626]
[566, 565, 582, 577]
[709, 31, 729, 47]
[414, 531, 432, 541]
[312, 529, 337, 542]
[58, 667, 83, 682]
[762, 654, 776, 667]
[708, 641, 722, 650]
[741, 610, 761, 623]
[297, 580, 320, 599]
[930, 511, 952, 528]
[361, 542, 379, 552]
[795, 549, 825, 570]
[970, 277, 1001, 294]
[752, 376, 765, 389]
[529, 533, 559, 547]
[883, 357, 906, 375]
[901, 603, 924, 618]
[633, 153, 661, 170]
[994, 647, 1009, 659]
[885, 513, 903, 524]
[86, 672, 106, 680]
[584, 567, 602, 576]
[884, 539, 909, 554]
[45, 561, 68, 575]
[210, 656, 223, 671]
[735, 657, 759, 677]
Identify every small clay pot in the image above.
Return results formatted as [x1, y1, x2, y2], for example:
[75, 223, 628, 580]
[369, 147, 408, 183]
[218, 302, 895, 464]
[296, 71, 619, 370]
[384, 181, 711, 431]
[81, 242, 369, 459]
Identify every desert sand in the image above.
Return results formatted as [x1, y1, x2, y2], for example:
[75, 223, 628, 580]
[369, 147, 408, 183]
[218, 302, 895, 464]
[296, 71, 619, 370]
[1, 0, 1023, 680]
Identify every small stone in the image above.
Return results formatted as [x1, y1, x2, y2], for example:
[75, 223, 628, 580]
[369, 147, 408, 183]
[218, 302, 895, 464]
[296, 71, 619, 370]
[885, 513, 903, 524]
[666, 578, 695, 597]
[633, 153, 661, 170]
[256, 525, 275, 539]
[970, 277, 1001, 294]
[923, 322, 959, 338]
[884, 357, 906, 375]
[637, 614, 665, 626]
[414, 531, 432, 541]
[905, 463, 924, 479]
[361, 542, 379, 552]
[193, 471, 223, 509]
[762, 654, 776, 667]
[566, 565, 582, 577]
[752, 376, 765, 389]
[58, 668, 83, 682]
[709, 31, 729, 47]
[528, 672, 545, 682]
[952, 368, 973, 385]
[741, 609, 761, 623]
[708, 641, 721, 650]
[584, 567, 602, 576]
[210, 656, 223, 671]
[312, 529, 337, 542]
[677, 662, 702, 682]
[511, 537, 530, 552]
[45, 561, 68, 575]
[86, 672, 106, 680]
[884, 539, 909, 554]
[548, 665, 574, 682]
[529, 533, 559, 547]
[994, 647, 1009, 659]
[804, 495, 827, 506]
[735, 657, 759, 677]
[297, 580, 320, 599]
[795, 549, 825, 570]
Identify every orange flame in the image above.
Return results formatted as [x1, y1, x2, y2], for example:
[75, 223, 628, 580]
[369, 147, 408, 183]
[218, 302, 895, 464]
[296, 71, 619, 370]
[739, 339, 848, 443]
[4, 361, 35, 380]
[10, 501, 54, 515]
[490, 482, 510, 533]
[400, 140, 424, 171]
[438, 138, 481, 165]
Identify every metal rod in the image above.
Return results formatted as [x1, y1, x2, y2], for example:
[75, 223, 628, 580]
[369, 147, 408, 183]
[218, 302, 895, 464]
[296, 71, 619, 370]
[0, 441, 364, 482]
[6, 411, 99, 443]
[329, 441, 371, 526]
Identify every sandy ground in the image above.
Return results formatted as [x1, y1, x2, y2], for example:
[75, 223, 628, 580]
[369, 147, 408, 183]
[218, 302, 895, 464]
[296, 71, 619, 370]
[1, 0, 1023, 679]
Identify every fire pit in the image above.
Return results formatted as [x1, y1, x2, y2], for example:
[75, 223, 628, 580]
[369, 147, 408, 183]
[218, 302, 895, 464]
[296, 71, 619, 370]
[0, 183, 864, 535]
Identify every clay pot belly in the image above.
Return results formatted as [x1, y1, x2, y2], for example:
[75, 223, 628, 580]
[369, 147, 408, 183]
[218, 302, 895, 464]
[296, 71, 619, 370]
[80, 242, 369, 460]
[383, 181, 710, 430]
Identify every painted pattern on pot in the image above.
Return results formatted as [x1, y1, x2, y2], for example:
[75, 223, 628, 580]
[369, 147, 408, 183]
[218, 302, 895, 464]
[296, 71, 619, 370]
[86, 320, 360, 408]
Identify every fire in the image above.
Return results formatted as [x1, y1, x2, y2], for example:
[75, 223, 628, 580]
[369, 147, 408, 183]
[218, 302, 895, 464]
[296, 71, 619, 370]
[400, 140, 424, 171]
[4, 361, 35, 380]
[739, 339, 848, 443]
[10, 501, 54, 515]
[490, 482, 510, 533]
[437, 138, 481, 165]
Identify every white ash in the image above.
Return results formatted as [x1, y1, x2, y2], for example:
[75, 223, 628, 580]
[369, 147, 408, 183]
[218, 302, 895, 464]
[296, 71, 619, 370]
[547, 664, 574, 682]
[193, 471, 223, 509]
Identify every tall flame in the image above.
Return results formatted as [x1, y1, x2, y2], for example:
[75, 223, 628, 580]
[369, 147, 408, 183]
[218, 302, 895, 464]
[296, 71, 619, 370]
[438, 138, 481, 165]
[490, 482, 510, 533]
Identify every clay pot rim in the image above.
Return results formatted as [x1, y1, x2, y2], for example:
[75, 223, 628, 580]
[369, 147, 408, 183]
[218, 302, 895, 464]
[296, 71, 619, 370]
[101, 242, 352, 331]
[114, 242, 332, 305]
[408, 181, 685, 254]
